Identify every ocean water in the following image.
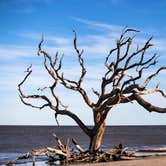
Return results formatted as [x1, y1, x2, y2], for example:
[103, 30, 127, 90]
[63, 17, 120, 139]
[0, 125, 166, 165]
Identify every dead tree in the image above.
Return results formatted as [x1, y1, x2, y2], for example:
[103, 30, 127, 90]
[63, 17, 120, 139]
[18, 29, 166, 153]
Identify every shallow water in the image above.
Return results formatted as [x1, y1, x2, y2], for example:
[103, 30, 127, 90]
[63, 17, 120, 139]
[0, 125, 166, 165]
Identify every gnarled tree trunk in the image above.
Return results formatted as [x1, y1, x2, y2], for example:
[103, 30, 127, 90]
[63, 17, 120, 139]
[89, 121, 106, 152]
[89, 111, 107, 152]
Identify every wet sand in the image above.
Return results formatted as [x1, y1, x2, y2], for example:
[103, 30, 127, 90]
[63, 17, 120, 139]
[78, 156, 166, 166]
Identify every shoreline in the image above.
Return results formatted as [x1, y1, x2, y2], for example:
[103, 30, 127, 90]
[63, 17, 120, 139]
[2, 155, 166, 166]
[1, 148, 166, 165]
[78, 156, 166, 166]
[2, 154, 166, 166]
[1, 147, 166, 165]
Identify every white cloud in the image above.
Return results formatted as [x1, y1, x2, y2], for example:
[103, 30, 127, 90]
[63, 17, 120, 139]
[0, 45, 36, 60]
[153, 38, 166, 52]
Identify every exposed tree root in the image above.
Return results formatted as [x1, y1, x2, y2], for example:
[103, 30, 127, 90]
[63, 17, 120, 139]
[9, 134, 166, 165]
[7, 147, 135, 165]
[7, 134, 138, 166]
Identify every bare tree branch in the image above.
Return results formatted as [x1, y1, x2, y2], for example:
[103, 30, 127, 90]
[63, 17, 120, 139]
[55, 110, 92, 137]
[37, 34, 93, 108]
[18, 66, 56, 110]
[92, 88, 100, 98]
[134, 94, 166, 113]
[141, 67, 166, 88]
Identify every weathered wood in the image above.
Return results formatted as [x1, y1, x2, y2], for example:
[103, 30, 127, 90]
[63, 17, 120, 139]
[47, 147, 67, 157]
[89, 114, 107, 152]
[8, 141, 161, 166]
[7, 146, 68, 166]
[120, 156, 137, 160]
[72, 138, 84, 153]
[53, 133, 65, 150]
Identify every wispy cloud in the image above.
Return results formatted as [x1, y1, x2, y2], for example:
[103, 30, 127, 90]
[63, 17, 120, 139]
[2, 24, 166, 63]
[0, 45, 36, 60]
[72, 17, 123, 33]
[2, 19, 166, 102]
[19, 32, 71, 45]
[153, 38, 166, 52]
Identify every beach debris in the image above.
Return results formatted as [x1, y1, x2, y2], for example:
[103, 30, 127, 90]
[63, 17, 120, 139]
[7, 133, 166, 166]
[6, 137, 138, 165]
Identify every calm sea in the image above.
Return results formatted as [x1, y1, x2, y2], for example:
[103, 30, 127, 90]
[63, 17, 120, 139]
[0, 125, 166, 165]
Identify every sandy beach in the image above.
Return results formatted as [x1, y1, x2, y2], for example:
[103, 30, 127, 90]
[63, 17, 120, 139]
[78, 156, 166, 166]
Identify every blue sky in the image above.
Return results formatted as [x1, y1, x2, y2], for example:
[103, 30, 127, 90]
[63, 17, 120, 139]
[1, 0, 166, 125]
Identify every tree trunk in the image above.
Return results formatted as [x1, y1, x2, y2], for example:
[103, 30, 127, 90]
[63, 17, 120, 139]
[89, 111, 107, 152]
[89, 120, 106, 152]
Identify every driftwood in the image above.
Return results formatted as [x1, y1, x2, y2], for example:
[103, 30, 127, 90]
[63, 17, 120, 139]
[7, 136, 136, 166]
[72, 138, 84, 153]
[8, 134, 166, 166]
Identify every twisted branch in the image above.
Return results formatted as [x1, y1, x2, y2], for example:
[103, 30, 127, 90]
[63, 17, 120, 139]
[94, 28, 166, 114]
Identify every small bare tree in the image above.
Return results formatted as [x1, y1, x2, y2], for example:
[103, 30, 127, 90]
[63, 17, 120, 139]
[18, 29, 166, 153]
